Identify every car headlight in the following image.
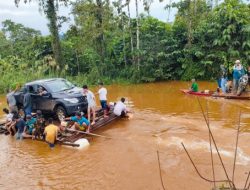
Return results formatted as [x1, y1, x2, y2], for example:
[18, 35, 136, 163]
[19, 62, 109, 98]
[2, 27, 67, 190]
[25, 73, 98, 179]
[63, 98, 79, 104]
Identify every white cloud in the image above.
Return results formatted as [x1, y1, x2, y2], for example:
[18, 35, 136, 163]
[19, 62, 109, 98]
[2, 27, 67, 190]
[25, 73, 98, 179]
[0, 0, 176, 35]
[0, 9, 31, 16]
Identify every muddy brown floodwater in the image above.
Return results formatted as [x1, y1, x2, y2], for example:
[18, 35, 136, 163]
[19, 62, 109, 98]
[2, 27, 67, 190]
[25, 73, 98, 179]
[1, 81, 250, 190]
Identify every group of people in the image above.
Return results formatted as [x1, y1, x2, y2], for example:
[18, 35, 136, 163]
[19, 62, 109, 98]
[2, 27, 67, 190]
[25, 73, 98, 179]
[82, 82, 109, 126]
[2, 82, 130, 148]
[81, 82, 130, 124]
[218, 60, 247, 94]
[189, 60, 249, 95]
[2, 108, 54, 144]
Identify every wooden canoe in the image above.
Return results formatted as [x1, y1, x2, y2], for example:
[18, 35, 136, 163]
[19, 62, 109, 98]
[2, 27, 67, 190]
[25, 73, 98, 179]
[212, 93, 250, 100]
[180, 89, 214, 96]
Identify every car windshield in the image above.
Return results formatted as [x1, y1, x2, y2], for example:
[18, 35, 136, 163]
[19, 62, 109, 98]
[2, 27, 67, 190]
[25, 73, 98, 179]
[45, 79, 75, 93]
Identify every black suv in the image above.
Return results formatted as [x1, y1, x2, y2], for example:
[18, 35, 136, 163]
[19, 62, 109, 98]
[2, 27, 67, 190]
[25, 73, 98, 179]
[14, 78, 87, 119]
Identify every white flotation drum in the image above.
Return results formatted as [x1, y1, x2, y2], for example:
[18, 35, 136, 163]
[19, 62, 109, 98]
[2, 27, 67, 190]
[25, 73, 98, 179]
[63, 138, 90, 149]
[74, 138, 90, 149]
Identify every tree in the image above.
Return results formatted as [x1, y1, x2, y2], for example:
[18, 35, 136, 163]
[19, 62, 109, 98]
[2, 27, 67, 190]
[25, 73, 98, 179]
[0, 31, 12, 59]
[126, 0, 134, 62]
[113, 0, 127, 66]
[2, 19, 41, 59]
[14, 0, 68, 71]
[211, 0, 250, 67]
[135, 0, 140, 70]
[172, 0, 209, 46]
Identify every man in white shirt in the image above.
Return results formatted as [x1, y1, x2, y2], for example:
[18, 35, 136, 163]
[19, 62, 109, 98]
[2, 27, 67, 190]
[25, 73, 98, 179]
[98, 82, 108, 117]
[114, 97, 128, 117]
[83, 85, 96, 125]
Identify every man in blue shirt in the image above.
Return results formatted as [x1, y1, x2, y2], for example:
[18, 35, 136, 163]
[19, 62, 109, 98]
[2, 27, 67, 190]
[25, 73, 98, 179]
[65, 112, 90, 132]
[233, 60, 245, 94]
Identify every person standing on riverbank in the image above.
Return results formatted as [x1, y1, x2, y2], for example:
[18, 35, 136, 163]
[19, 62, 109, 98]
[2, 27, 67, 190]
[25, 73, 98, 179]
[23, 88, 32, 116]
[82, 85, 96, 125]
[98, 82, 108, 118]
[232, 60, 245, 94]
[44, 118, 58, 148]
[6, 89, 18, 113]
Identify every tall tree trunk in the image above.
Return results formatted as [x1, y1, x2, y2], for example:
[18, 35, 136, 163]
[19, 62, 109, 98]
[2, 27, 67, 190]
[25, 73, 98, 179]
[46, 0, 64, 72]
[121, 13, 127, 67]
[127, 0, 134, 63]
[187, 0, 193, 47]
[187, 19, 192, 46]
[194, 0, 197, 16]
[96, 0, 105, 74]
[167, 0, 172, 22]
[135, 0, 140, 71]
[215, 0, 218, 7]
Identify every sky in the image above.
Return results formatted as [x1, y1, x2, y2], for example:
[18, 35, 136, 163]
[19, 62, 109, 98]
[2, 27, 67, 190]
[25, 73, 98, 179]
[0, 0, 176, 35]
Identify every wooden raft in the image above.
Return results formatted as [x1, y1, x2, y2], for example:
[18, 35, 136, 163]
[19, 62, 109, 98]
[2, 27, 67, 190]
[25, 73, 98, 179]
[58, 109, 120, 143]
[0, 106, 122, 147]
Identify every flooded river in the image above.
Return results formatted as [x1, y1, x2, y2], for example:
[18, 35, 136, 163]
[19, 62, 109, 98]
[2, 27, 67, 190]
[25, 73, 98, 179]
[1, 81, 250, 190]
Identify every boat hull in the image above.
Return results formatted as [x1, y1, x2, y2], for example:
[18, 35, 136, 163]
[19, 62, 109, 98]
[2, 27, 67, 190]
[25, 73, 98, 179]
[212, 94, 250, 100]
[180, 89, 214, 96]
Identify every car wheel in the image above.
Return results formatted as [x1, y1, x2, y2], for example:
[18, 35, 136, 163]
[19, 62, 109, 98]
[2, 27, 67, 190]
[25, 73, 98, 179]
[55, 106, 67, 121]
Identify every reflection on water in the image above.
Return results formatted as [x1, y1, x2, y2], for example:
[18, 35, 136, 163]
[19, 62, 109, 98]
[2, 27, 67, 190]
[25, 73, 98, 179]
[1, 81, 250, 190]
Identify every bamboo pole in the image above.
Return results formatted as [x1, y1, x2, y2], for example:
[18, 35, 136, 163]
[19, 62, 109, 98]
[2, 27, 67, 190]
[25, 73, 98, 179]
[244, 171, 250, 190]
[206, 101, 216, 189]
[157, 150, 166, 190]
[232, 110, 241, 183]
[197, 97, 235, 189]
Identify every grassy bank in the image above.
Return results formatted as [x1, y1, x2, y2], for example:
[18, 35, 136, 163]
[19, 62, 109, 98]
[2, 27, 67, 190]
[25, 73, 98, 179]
[0, 73, 133, 94]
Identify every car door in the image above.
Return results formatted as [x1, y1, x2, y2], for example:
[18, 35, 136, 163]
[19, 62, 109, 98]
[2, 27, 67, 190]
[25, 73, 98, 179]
[14, 86, 26, 108]
[28, 84, 39, 111]
[35, 85, 53, 112]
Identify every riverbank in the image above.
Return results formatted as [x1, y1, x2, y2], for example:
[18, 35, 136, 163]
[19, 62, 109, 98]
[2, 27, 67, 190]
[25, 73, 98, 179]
[0, 72, 218, 94]
[0, 73, 135, 94]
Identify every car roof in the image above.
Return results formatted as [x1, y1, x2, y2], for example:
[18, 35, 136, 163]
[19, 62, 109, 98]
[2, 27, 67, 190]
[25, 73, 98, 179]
[25, 78, 65, 86]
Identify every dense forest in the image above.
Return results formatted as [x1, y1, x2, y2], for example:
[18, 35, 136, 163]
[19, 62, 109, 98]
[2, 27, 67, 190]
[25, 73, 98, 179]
[0, 0, 249, 92]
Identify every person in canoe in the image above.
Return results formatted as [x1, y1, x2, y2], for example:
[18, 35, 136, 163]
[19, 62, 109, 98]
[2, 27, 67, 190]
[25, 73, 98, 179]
[190, 79, 198, 92]
[247, 66, 250, 85]
[232, 60, 245, 94]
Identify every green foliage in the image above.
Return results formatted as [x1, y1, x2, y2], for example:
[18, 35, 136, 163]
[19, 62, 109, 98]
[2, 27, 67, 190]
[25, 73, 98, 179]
[0, 0, 249, 92]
